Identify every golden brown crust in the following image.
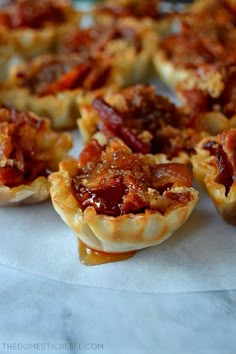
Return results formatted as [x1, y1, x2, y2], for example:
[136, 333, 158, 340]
[0, 108, 73, 205]
[154, 0, 236, 91]
[59, 17, 157, 86]
[153, 49, 192, 89]
[49, 138, 199, 253]
[0, 53, 120, 130]
[176, 64, 236, 134]
[91, 0, 176, 35]
[0, 86, 83, 130]
[191, 129, 236, 224]
[0, 176, 50, 206]
[0, 0, 81, 59]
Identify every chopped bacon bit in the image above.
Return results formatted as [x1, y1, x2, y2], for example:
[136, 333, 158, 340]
[97, 0, 161, 20]
[177, 88, 209, 113]
[92, 98, 150, 153]
[218, 129, 236, 175]
[0, 12, 11, 27]
[0, 166, 24, 188]
[17, 56, 112, 95]
[61, 24, 141, 56]
[152, 163, 193, 190]
[78, 138, 103, 169]
[178, 65, 236, 118]
[165, 190, 192, 204]
[10, 0, 68, 29]
[0, 107, 68, 188]
[203, 140, 234, 195]
[72, 138, 193, 216]
[92, 98, 123, 131]
[119, 126, 150, 154]
[38, 63, 90, 96]
[92, 86, 201, 158]
[82, 64, 111, 91]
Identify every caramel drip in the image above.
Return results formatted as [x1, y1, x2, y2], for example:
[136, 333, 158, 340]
[78, 241, 136, 266]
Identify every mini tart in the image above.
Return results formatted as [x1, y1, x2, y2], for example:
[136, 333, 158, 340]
[0, 0, 81, 59]
[92, 0, 161, 21]
[91, 0, 176, 34]
[78, 84, 205, 162]
[191, 128, 236, 224]
[0, 107, 72, 206]
[49, 137, 199, 253]
[58, 17, 157, 87]
[188, 0, 236, 20]
[176, 64, 236, 135]
[153, 1, 236, 89]
[0, 53, 121, 130]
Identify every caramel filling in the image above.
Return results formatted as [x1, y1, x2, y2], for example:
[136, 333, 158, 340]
[78, 241, 135, 266]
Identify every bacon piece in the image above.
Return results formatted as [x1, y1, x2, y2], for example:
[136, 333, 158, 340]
[0, 166, 24, 187]
[38, 63, 90, 96]
[92, 98, 150, 153]
[11, 0, 67, 29]
[203, 140, 233, 195]
[18, 55, 112, 95]
[0, 107, 70, 188]
[82, 64, 111, 91]
[97, 0, 160, 20]
[78, 138, 103, 169]
[152, 163, 193, 191]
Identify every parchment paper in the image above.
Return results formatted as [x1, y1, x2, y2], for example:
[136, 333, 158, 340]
[1, 127, 236, 294]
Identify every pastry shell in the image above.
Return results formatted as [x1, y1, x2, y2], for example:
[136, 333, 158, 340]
[0, 54, 120, 130]
[49, 154, 199, 253]
[0, 176, 50, 206]
[0, 111, 73, 205]
[153, 48, 192, 90]
[0, 4, 81, 59]
[0, 86, 83, 130]
[191, 133, 236, 224]
[60, 17, 157, 85]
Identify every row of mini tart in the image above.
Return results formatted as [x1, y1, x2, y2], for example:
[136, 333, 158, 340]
[49, 84, 202, 260]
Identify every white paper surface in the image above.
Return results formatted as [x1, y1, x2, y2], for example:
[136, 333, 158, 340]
[1, 128, 236, 294]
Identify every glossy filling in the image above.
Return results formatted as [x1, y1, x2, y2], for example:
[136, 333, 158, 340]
[72, 137, 193, 217]
[79, 240, 136, 266]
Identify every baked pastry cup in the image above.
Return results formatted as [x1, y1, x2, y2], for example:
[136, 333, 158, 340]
[176, 64, 236, 135]
[153, 0, 236, 89]
[0, 0, 81, 59]
[0, 107, 72, 206]
[49, 136, 199, 256]
[91, 0, 177, 34]
[78, 84, 206, 163]
[0, 53, 122, 130]
[191, 128, 236, 224]
[58, 17, 157, 87]
[92, 0, 161, 21]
